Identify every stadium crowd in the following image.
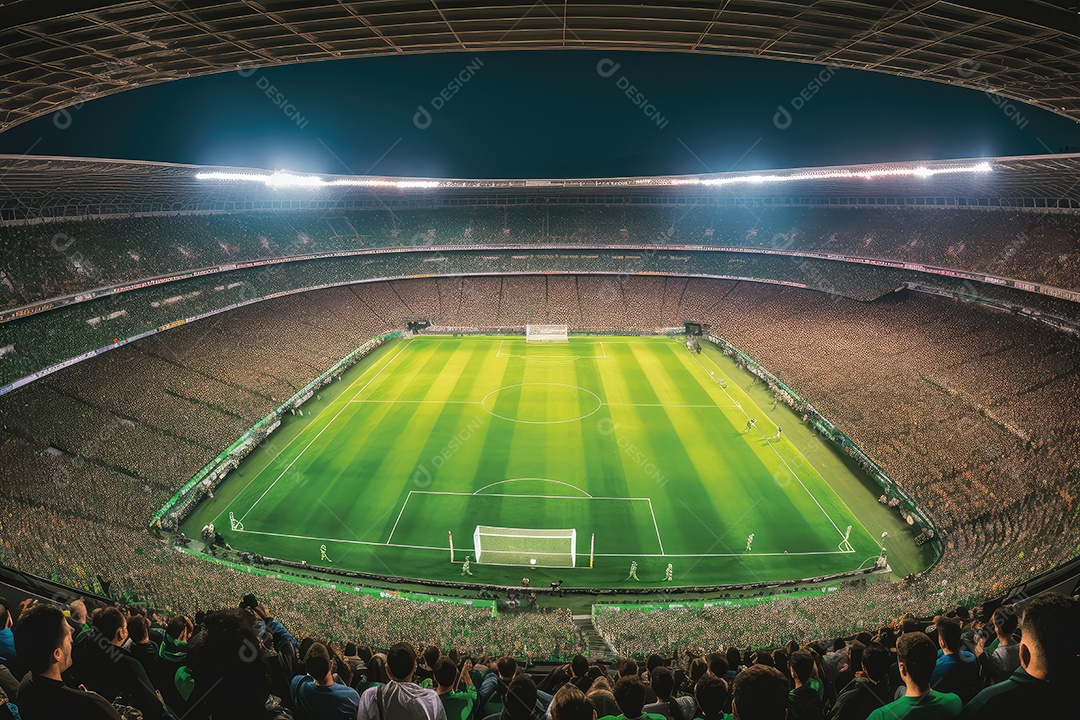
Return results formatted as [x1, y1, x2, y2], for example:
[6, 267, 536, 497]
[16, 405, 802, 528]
[0, 275, 1078, 676]
[2, 206, 1077, 312]
[0, 589, 1075, 719]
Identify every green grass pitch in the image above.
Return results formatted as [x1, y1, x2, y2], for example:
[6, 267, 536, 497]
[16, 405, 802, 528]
[191, 336, 886, 588]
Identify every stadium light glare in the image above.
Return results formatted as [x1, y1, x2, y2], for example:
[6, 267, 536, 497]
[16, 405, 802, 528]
[194, 161, 991, 191]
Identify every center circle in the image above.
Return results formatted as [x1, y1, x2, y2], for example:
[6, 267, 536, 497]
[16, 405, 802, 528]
[481, 382, 603, 424]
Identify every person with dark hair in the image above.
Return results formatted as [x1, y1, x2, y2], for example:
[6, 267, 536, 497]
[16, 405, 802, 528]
[184, 608, 292, 719]
[551, 684, 596, 720]
[643, 665, 696, 720]
[416, 646, 441, 686]
[611, 675, 664, 720]
[290, 641, 360, 719]
[788, 650, 825, 720]
[434, 657, 476, 720]
[0, 597, 14, 664]
[732, 665, 789, 720]
[693, 674, 729, 720]
[70, 606, 166, 720]
[973, 606, 1020, 685]
[930, 618, 978, 704]
[357, 642, 445, 720]
[12, 604, 122, 719]
[828, 642, 891, 720]
[866, 633, 960, 720]
[478, 656, 518, 717]
[705, 653, 730, 682]
[487, 674, 539, 720]
[834, 642, 865, 694]
[125, 614, 158, 676]
[962, 592, 1078, 718]
[149, 613, 195, 715]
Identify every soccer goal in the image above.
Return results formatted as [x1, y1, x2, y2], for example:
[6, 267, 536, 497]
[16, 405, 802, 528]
[473, 525, 577, 567]
[526, 324, 569, 343]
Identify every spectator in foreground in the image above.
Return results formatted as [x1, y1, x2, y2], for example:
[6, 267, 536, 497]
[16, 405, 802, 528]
[290, 641, 360, 720]
[12, 604, 121, 719]
[479, 656, 518, 717]
[550, 684, 595, 720]
[609, 675, 664, 720]
[489, 674, 539, 720]
[867, 633, 960, 720]
[962, 592, 1078, 718]
[788, 650, 825, 720]
[973, 607, 1020, 685]
[693, 673, 729, 720]
[643, 665, 696, 720]
[732, 665, 789, 720]
[930, 619, 978, 704]
[828, 642, 891, 720]
[357, 642, 445, 720]
[434, 658, 477, 720]
[0, 597, 15, 663]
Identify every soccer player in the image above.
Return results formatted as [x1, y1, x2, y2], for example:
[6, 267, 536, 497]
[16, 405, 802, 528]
[320, 544, 332, 563]
[461, 556, 473, 576]
[627, 561, 639, 581]
[745, 533, 755, 551]
[771, 427, 782, 441]
[664, 563, 673, 582]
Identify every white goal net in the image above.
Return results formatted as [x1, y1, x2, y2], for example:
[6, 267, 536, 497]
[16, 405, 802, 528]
[473, 525, 577, 567]
[526, 324, 569, 343]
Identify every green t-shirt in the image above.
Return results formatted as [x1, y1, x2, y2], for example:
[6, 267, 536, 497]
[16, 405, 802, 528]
[438, 685, 477, 720]
[599, 713, 667, 720]
[866, 691, 962, 720]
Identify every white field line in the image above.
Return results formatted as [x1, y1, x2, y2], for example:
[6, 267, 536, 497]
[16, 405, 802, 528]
[238, 339, 414, 523]
[348, 398, 738, 409]
[385, 490, 413, 544]
[646, 498, 666, 555]
[411, 490, 653, 501]
[686, 347, 848, 542]
[233, 528, 855, 557]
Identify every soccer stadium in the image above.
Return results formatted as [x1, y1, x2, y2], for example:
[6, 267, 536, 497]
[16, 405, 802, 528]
[0, 3, 1078, 719]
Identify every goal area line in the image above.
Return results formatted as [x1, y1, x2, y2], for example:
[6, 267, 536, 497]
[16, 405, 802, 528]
[228, 527, 856, 558]
[496, 339, 607, 359]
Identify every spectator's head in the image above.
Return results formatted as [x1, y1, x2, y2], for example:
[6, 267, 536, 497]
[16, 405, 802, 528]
[571, 654, 589, 678]
[789, 650, 815, 687]
[613, 675, 647, 719]
[732, 665, 789, 720]
[358, 646, 374, 663]
[726, 647, 742, 670]
[936, 617, 962, 653]
[166, 615, 193, 642]
[618, 658, 638, 678]
[896, 632, 937, 692]
[695, 673, 729, 719]
[551, 684, 595, 720]
[846, 641, 866, 674]
[705, 651, 729, 678]
[861, 642, 890, 683]
[646, 654, 665, 674]
[1019, 592, 1080, 680]
[435, 657, 459, 690]
[505, 674, 537, 720]
[304, 642, 333, 684]
[187, 609, 271, 716]
[127, 614, 150, 644]
[689, 658, 708, 683]
[750, 650, 774, 667]
[386, 642, 417, 682]
[13, 604, 73, 677]
[496, 655, 518, 681]
[67, 599, 87, 625]
[770, 650, 788, 679]
[368, 654, 389, 684]
[344, 642, 358, 657]
[422, 645, 441, 669]
[992, 607, 1019, 640]
[91, 606, 127, 647]
[650, 665, 674, 700]
[0, 597, 10, 630]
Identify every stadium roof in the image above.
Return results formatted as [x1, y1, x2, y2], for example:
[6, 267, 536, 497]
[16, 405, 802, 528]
[1, 1, 1078, 133]
[0, 153, 1078, 221]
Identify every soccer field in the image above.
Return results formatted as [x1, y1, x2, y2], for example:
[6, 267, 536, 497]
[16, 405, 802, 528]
[193, 335, 884, 588]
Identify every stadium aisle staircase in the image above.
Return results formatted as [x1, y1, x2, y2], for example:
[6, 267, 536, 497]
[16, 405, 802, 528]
[574, 614, 618, 661]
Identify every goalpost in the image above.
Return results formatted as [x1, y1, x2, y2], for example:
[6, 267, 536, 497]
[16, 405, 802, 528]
[526, 324, 569, 343]
[473, 525, 577, 567]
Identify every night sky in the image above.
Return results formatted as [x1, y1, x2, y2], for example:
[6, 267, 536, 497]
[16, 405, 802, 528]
[0, 51, 1076, 178]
